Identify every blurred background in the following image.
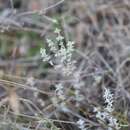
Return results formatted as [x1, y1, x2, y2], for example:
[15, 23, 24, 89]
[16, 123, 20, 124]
[0, 0, 130, 130]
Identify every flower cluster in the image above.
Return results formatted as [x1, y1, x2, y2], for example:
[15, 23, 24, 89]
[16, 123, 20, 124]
[94, 88, 120, 130]
[103, 88, 114, 113]
[40, 21, 76, 76]
[40, 48, 50, 62]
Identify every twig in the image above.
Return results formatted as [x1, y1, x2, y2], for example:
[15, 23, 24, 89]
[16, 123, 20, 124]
[16, 0, 64, 17]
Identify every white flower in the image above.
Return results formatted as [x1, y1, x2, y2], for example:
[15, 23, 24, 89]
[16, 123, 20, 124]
[103, 88, 114, 112]
[96, 111, 108, 120]
[67, 41, 75, 52]
[94, 88, 120, 130]
[56, 35, 64, 41]
[54, 28, 61, 34]
[55, 83, 63, 92]
[107, 116, 121, 130]
[46, 39, 57, 52]
[40, 48, 50, 62]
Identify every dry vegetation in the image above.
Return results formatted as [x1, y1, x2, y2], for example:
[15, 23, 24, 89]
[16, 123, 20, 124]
[0, 0, 130, 130]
